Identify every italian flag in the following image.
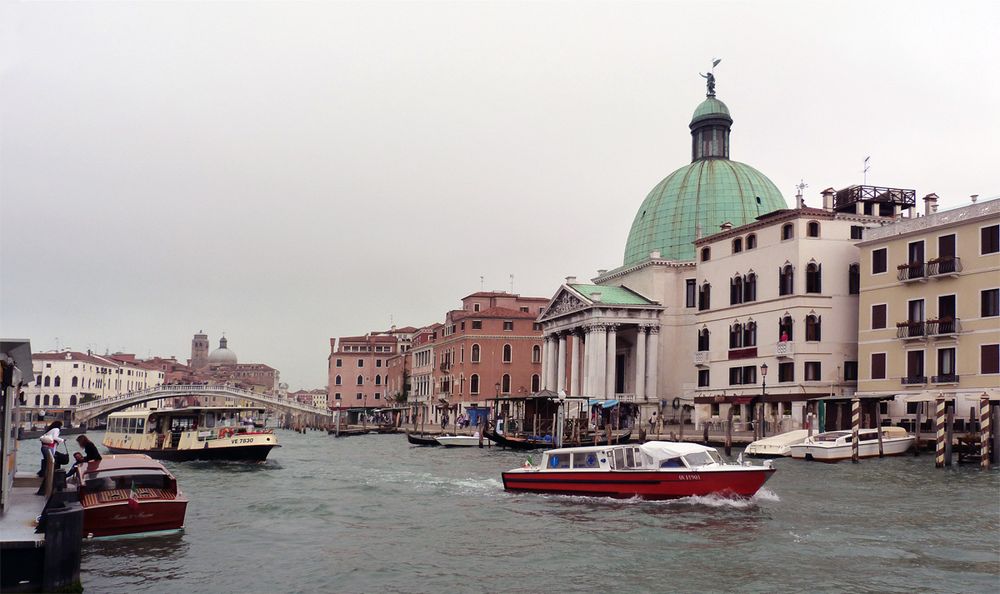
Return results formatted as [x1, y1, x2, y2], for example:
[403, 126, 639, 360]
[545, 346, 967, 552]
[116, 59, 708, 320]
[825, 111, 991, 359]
[127, 481, 140, 511]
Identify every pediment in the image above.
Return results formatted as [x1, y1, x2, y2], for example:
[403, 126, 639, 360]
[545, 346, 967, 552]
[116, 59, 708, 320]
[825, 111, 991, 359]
[538, 287, 588, 321]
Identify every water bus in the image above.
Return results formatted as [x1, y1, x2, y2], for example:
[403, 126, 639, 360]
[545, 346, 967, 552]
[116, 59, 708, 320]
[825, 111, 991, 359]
[788, 427, 915, 462]
[502, 441, 775, 500]
[72, 454, 188, 538]
[103, 406, 279, 462]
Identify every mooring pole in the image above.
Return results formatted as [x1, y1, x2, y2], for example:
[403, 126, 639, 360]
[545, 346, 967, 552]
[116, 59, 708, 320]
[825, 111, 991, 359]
[851, 398, 860, 463]
[935, 397, 946, 468]
[875, 403, 885, 458]
[980, 396, 990, 470]
[914, 403, 922, 456]
[945, 403, 954, 466]
[806, 411, 814, 438]
[725, 405, 734, 457]
[993, 402, 1000, 466]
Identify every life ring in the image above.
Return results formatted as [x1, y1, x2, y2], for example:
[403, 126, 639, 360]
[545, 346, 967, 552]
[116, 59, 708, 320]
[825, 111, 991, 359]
[672, 397, 681, 410]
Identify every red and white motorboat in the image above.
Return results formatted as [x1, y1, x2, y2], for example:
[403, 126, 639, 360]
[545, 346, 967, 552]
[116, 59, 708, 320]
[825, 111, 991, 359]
[73, 454, 188, 538]
[502, 441, 775, 500]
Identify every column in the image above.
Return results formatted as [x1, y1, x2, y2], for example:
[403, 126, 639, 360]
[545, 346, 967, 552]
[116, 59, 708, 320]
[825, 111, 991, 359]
[605, 324, 617, 398]
[541, 336, 551, 390]
[634, 325, 647, 401]
[556, 333, 567, 393]
[570, 332, 581, 396]
[547, 334, 559, 390]
[582, 329, 591, 395]
[591, 324, 607, 398]
[646, 326, 659, 401]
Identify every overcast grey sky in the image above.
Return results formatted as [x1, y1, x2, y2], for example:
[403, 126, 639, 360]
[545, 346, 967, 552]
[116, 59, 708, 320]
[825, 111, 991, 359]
[2, 1, 997, 390]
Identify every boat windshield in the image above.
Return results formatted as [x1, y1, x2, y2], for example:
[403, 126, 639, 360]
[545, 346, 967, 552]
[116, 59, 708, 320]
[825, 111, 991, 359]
[84, 470, 169, 492]
[682, 450, 722, 467]
[814, 431, 851, 442]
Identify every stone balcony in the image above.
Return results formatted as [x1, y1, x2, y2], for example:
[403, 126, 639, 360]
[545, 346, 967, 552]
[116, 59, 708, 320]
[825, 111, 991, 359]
[774, 341, 794, 358]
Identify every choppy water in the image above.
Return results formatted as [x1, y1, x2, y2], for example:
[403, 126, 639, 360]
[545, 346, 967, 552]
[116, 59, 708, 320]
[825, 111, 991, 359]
[18, 431, 1000, 593]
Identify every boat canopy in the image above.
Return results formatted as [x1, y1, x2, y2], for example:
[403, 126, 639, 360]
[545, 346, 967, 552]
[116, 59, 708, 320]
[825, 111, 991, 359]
[638, 441, 715, 463]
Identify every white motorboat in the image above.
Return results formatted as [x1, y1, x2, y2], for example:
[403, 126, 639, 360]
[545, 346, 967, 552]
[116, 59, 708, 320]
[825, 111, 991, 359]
[745, 429, 811, 458]
[435, 434, 493, 447]
[788, 427, 915, 462]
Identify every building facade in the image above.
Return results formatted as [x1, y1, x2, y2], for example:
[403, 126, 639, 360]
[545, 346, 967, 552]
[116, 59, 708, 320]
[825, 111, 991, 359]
[327, 333, 399, 412]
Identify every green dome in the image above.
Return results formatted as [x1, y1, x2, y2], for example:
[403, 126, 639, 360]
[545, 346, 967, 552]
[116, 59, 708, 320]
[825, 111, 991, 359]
[691, 97, 731, 125]
[623, 159, 786, 264]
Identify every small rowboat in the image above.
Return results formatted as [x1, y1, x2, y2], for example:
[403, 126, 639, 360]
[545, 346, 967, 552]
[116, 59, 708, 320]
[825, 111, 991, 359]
[406, 431, 441, 446]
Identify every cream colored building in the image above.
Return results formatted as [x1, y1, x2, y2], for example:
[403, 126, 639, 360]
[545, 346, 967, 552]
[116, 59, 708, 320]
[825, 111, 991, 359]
[857, 196, 1000, 422]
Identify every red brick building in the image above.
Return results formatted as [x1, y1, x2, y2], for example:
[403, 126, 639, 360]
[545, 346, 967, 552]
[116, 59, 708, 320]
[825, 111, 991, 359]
[327, 333, 399, 415]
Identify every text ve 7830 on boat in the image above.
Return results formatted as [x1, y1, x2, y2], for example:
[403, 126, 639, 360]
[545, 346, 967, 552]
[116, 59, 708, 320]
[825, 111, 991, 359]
[502, 441, 775, 500]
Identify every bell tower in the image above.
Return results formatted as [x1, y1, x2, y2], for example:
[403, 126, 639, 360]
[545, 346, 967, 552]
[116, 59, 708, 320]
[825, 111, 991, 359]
[191, 331, 209, 370]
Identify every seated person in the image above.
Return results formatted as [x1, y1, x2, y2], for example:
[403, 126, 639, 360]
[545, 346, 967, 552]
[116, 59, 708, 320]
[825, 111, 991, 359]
[66, 452, 86, 479]
[76, 435, 103, 463]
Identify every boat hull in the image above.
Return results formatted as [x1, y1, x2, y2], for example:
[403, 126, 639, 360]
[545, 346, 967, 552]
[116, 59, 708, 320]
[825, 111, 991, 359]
[487, 429, 631, 450]
[406, 432, 441, 446]
[82, 499, 188, 538]
[502, 468, 774, 500]
[104, 444, 276, 462]
[435, 436, 493, 447]
[789, 437, 915, 462]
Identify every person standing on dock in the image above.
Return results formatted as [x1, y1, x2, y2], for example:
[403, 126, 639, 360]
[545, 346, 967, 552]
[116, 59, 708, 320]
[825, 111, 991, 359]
[36, 421, 64, 477]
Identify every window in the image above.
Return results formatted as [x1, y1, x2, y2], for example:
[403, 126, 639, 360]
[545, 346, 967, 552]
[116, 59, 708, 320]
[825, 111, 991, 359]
[472, 320, 483, 330]
[43, 376, 50, 387]
[778, 362, 794, 382]
[807, 221, 820, 237]
[982, 289, 999, 317]
[70, 395, 77, 406]
[358, 359, 364, 367]
[502, 344, 512, 363]
[520, 306, 529, 313]
[872, 304, 887, 329]
[850, 225, 864, 240]
[471, 344, 480, 363]
[710, 402, 720, 417]
[532, 345, 541, 363]
[805, 315, 822, 342]
[357, 375, 364, 385]
[336, 358, 343, 367]
[685, 279, 696, 308]
[781, 223, 794, 240]
[375, 375, 382, 385]
[746, 234, 757, 249]
[844, 361, 858, 381]
[374, 393, 381, 400]
[473, 303, 481, 312]
[697, 369, 710, 387]
[54, 376, 61, 387]
[779, 315, 793, 341]
[376, 359, 383, 368]
[470, 374, 479, 394]
[744, 273, 757, 302]
[501, 374, 511, 393]
[982, 224, 999, 254]
[697, 328, 710, 352]
[742, 366, 757, 384]
[698, 283, 711, 311]
[43, 395, 49, 406]
[779, 264, 794, 295]
[729, 367, 742, 386]
[805, 262, 822, 293]
[335, 375, 342, 386]
[730, 275, 744, 305]
[871, 353, 886, 379]
[907, 350, 925, 381]
[335, 393, 341, 400]
[533, 323, 542, 331]
[34, 395, 40, 406]
[531, 374, 540, 392]
[729, 323, 743, 349]
[804, 361, 822, 381]
[701, 247, 711, 261]
[732, 238, 742, 253]
[71, 377, 78, 387]
[937, 348, 956, 380]
[52, 395, 60, 406]
[872, 248, 888, 274]
[35, 375, 40, 386]
[503, 321, 514, 331]
[729, 366, 756, 385]
[982, 344, 1000, 374]
[848, 264, 860, 294]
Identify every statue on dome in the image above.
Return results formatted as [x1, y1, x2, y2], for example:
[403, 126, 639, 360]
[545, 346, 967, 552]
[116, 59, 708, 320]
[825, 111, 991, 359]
[700, 58, 721, 97]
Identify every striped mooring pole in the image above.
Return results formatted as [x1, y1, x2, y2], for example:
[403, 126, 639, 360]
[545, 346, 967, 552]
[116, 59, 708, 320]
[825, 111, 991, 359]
[851, 398, 860, 463]
[980, 396, 991, 470]
[935, 396, 947, 468]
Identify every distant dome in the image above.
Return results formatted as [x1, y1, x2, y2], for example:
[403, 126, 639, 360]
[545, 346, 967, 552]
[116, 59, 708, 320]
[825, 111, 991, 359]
[208, 336, 237, 366]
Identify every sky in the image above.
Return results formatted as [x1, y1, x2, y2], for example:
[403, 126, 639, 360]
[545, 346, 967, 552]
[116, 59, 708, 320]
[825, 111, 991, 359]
[2, 1, 997, 390]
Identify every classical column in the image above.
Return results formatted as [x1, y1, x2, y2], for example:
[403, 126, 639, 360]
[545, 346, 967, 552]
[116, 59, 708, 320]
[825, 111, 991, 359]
[541, 335, 551, 390]
[548, 334, 560, 391]
[591, 324, 607, 398]
[570, 332, 581, 396]
[646, 326, 660, 401]
[556, 333, 567, 393]
[582, 329, 591, 395]
[605, 324, 618, 398]
[634, 324, 647, 401]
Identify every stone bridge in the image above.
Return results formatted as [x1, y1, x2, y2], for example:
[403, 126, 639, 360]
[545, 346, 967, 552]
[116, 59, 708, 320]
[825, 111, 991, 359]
[73, 384, 333, 426]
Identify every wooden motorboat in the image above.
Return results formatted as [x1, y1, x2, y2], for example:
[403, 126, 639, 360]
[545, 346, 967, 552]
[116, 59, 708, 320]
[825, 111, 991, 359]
[745, 429, 811, 458]
[788, 427, 915, 462]
[502, 441, 775, 500]
[487, 428, 632, 450]
[103, 406, 279, 462]
[73, 454, 188, 538]
[406, 431, 441, 446]
[435, 434, 493, 447]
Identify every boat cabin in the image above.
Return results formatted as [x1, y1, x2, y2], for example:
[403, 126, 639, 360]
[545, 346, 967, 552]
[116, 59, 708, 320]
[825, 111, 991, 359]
[539, 442, 724, 471]
[810, 426, 909, 444]
[104, 406, 270, 452]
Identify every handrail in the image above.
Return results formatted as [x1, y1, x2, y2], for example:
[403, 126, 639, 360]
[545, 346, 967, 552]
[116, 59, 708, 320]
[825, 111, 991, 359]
[74, 384, 332, 416]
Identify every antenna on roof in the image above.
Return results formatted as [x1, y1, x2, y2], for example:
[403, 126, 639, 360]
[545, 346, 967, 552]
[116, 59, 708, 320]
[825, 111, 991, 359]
[509, 274, 514, 293]
[863, 156, 870, 185]
[480, 275, 484, 291]
[795, 180, 808, 209]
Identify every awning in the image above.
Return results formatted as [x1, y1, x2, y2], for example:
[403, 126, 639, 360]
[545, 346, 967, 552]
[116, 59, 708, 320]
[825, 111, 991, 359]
[586, 399, 620, 408]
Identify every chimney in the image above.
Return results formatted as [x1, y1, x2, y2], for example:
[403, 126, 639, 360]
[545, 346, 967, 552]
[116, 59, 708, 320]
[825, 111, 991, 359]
[597, 269, 607, 276]
[971, 194, 979, 204]
[565, 276, 577, 284]
[650, 250, 661, 259]
[923, 193, 939, 216]
[719, 222, 733, 231]
[821, 187, 836, 211]
[590, 292, 603, 302]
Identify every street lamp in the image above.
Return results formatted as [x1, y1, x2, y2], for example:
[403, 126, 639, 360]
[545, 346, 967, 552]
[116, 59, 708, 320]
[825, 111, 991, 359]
[758, 363, 768, 439]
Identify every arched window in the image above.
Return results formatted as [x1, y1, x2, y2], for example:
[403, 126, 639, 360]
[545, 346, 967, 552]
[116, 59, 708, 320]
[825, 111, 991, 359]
[806, 315, 822, 341]
[532, 345, 541, 363]
[384, 375, 388, 386]
[701, 247, 711, 262]
[375, 375, 382, 385]
[779, 264, 794, 296]
[848, 263, 860, 295]
[698, 282, 711, 311]
[743, 321, 757, 347]
[335, 375, 342, 385]
[71, 376, 78, 387]
[744, 272, 757, 302]
[531, 374, 540, 392]
[34, 394, 40, 406]
[729, 323, 743, 349]
[54, 376, 61, 387]
[502, 344, 512, 363]
[471, 344, 481, 363]
[470, 374, 480, 394]
[781, 223, 794, 240]
[732, 238, 743, 253]
[70, 395, 77, 406]
[697, 328, 710, 352]
[43, 395, 50, 406]
[501, 374, 511, 394]
[356, 375, 364, 386]
[806, 262, 822, 293]
[746, 234, 757, 249]
[779, 315, 794, 341]
[44, 376, 51, 387]
[52, 395, 60, 406]
[807, 221, 820, 237]
[35, 375, 41, 386]
[730, 275, 744, 305]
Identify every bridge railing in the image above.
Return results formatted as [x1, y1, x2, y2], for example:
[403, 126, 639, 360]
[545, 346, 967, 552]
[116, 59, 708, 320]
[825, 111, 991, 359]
[74, 384, 332, 416]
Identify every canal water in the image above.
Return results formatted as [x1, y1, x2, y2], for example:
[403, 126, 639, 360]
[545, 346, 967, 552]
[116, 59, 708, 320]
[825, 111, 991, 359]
[18, 431, 1000, 593]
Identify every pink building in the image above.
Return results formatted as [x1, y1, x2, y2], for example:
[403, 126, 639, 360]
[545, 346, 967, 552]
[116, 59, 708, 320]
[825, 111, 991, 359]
[327, 333, 399, 416]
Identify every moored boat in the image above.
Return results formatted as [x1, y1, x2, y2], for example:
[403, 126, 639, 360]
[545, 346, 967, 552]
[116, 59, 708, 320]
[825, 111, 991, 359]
[788, 427, 915, 462]
[487, 428, 632, 450]
[502, 441, 774, 500]
[406, 431, 442, 446]
[102, 406, 279, 462]
[72, 454, 188, 538]
[435, 434, 493, 447]
[745, 429, 811, 458]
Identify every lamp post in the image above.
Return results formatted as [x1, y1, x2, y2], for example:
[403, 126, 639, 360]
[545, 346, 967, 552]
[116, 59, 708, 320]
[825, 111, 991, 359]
[759, 363, 768, 440]
[556, 390, 566, 448]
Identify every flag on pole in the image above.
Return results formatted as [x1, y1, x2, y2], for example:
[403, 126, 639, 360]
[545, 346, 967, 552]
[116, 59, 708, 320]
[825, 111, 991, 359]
[127, 480, 140, 510]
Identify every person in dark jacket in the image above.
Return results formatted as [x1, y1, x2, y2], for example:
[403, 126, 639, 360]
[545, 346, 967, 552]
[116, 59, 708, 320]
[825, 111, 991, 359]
[76, 435, 103, 463]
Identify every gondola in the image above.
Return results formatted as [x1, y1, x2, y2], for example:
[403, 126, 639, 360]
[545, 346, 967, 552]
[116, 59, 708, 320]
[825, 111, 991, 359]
[486, 429, 633, 450]
[406, 431, 442, 446]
